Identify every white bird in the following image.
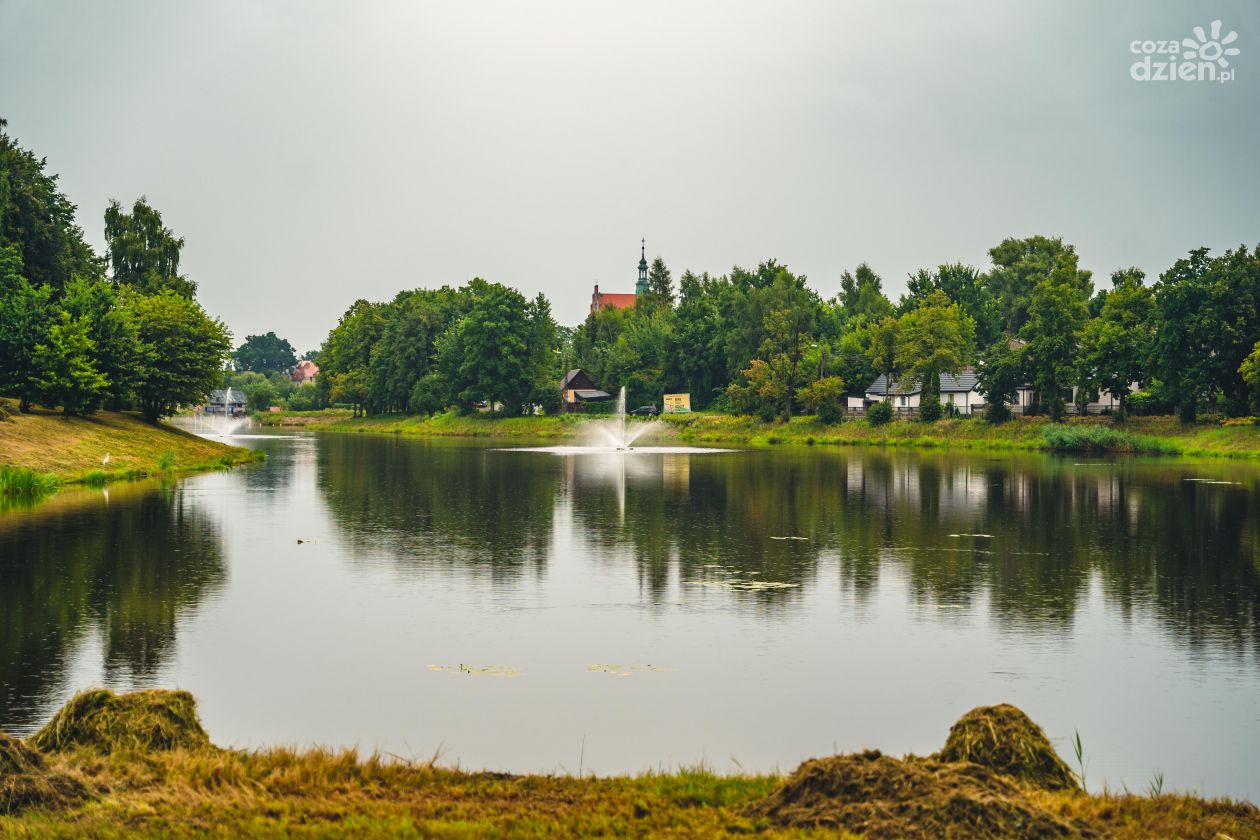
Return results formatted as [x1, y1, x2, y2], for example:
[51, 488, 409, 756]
[102, 453, 110, 466]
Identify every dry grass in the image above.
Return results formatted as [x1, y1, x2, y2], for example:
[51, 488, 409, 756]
[2, 693, 1258, 838]
[0, 400, 259, 482]
[29, 689, 211, 755]
[936, 704, 1079, 792]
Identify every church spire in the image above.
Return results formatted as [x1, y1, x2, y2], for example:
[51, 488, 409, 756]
[636, 237, 649, 295]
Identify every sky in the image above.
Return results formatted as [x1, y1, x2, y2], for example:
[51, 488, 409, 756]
[2, 0, 1258, 352]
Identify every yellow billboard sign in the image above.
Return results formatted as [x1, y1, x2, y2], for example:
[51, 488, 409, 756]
[663, 393, 691, 413]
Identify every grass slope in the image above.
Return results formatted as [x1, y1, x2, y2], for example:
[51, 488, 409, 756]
[0, 399, 260, 485]
[259, 409, 1260, 458]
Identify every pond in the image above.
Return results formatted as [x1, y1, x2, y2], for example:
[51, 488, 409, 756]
[1, 430, 1258, 800]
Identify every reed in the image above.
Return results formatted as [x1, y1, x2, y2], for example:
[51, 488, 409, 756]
[0, 464, 60, 499]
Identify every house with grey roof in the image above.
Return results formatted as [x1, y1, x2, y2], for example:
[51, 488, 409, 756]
[865, 369, 989, 415]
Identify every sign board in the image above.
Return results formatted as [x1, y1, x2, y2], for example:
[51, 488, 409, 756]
[663, 393, 691, 414]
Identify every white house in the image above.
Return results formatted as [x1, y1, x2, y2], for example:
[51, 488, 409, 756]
[865, 370, 985, 415]
[864, 367, 1134, 415]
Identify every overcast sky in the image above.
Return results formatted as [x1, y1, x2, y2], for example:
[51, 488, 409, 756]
[2, 1, 1257, 351]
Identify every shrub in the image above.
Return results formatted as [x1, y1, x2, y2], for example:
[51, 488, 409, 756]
[867, 401, 893, 426]
[1221, 416, 1257, 427]
[985, 402, 1011, 423]
[798, 376, 846, 424]
[1126, 390, 1169, 416]
[918, 399, 942, 422]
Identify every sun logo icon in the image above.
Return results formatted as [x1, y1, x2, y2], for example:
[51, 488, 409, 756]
[1183, 20, 1240, 67]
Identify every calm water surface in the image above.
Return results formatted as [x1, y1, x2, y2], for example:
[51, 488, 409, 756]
[1, 429, 1258, 800]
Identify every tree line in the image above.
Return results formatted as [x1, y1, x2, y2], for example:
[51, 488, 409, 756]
[4, 120, 1258, 425]
[313, 236, 1260, 425]
[0, 122, 230, 421]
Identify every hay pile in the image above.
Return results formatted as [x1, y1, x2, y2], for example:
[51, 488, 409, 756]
[937, 704, 1079, 791]
[749, 749, 1083, 838]
[0, 731, 92, 815]
[29, 688, 212, 754]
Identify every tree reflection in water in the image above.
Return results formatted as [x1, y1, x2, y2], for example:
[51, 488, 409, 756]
[316, 441, 1259, 659]
[0, 483, 225, 733]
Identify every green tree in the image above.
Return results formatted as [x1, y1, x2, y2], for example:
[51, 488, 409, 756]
[0, 245, 51, 411]
[233, 331, 298, 374]
[976, 339, 1025, 423]
[124, 291, 232, 421]
[59, 277, 141, 410]
[647, 256, 673, 305]
[987, 236, 1091, 334]
[32, 308, 107, 415]
[317, 299, 385, 416]
[901, 263, 1001, 348]
[1152, 245, 1260, 421]
[799, 375, 847, 423]
[104, 198, 196, 297]
[0, 124, 101, 293]
[1020, 254, 1090, 420]
[437, 279, 534, 414]
[1241, 340, 1260, 413]
[755, 270, 818, 419]
[838, 263, 893, 325]
[1076, 269, 1152, 420]
[894, 289, 975, 420]
[865, 316, 901, 402]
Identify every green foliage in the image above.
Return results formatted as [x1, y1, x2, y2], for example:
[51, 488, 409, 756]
[977, 340, 1025, 423]
[837, 263, 893, 325]
[647, 256, 673, 305]
[233, 331, 297, 374]
[32, 307, 107, 415]
[1240, 340, 1260, 413]
[798, 375, 847, 424]
[0, 125, 101, 293]
[1077, 269, 1152, 420]
[1021, 253, 1091, 421]
[124, 291, 232, 422]
[867, 400, 893, 426]
[987, 236, 1091, 334]
[1039, 423, 1175, 454]
[894, 288, 975, 417]
[103, 198, 195, 297]
[1152, 246, 1260, 422]
[0, 464, 60, 501]
[901, 263, 1001, 347]
[0, 245, 52, 411]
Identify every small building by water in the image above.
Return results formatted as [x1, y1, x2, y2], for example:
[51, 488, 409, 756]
[206, 388, 247, 416]
[559, 369, 611, 413]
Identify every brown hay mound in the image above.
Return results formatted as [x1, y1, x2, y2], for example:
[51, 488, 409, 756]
[28, 688, 212, 754]
[0, 731, 92, 814]
[937, 704, 1079, 791]
[749, 750, 1086, 839]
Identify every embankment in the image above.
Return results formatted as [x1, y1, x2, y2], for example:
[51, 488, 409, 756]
[2, 689, 1257, 838]
[0, 399, 261, 496]
[257, 408, 1260, 458]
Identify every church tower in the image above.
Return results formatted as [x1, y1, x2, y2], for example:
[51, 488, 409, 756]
[636, 238, 649, 296]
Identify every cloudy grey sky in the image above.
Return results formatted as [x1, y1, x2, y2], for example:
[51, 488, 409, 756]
[2, 1, 1257, 351]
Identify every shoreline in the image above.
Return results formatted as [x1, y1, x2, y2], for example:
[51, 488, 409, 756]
[2, 689, 1256, 838]
[0, 402, 261, 506]
[256, 409, 1260, 459]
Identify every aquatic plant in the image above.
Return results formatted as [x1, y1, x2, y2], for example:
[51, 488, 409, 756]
[156, 450, 175, 472]
[1040, 423, 1177, 454]
[0, 465, 60, 500]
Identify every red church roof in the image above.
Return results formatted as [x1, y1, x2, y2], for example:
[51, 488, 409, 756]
[595, 293, 637, 311]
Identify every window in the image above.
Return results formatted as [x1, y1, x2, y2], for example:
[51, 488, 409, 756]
[899, 396, 907, 407]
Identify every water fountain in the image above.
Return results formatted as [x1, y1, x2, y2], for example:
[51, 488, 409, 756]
[504, 387, 731, 456]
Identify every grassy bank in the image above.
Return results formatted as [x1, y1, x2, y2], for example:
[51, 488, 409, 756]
[258, 408, 1260, 458]
[0, 399, 262, 492]
[2, 689, 1257, 838]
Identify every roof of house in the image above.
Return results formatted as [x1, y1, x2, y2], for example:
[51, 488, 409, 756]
[594, 292, 638, 310]
[560, 369, 596, 391]
[867, 369, 980, 396]
[573, 389, 612, 401]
